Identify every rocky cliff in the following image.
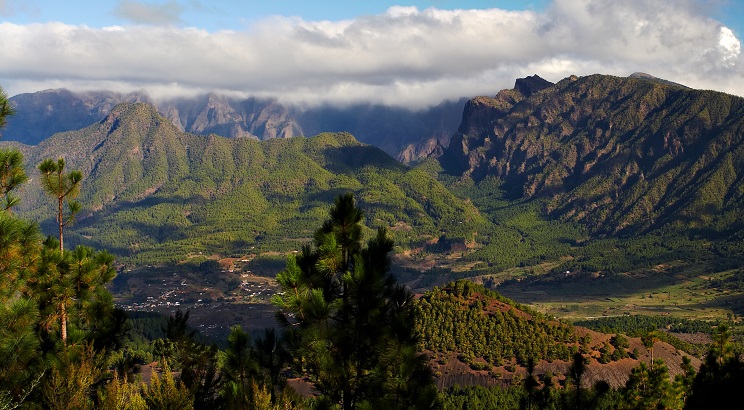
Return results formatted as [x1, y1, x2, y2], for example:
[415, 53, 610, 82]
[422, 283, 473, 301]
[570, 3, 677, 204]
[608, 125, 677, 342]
[439, 73, 744, 236]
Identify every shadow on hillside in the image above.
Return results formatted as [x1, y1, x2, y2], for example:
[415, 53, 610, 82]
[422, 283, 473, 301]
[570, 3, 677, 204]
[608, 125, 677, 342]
[496, 269, 687, 303]
[303, 188, 354, 206]
[696, 294, 744, 318]
[320, 145, 404, 175]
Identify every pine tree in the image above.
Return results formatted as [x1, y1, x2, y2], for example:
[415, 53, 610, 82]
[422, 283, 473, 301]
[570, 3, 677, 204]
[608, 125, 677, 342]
[254, 328, 287, 402]
[161, 309, 222, 409]
[0, 104, 45, 406]
[0, 149, 28, 212]
[37, 158, 83, 344]
[0, 104, 36, 301]
[686, 323, 744, 409]
[0, 85, 122, 408]
[220, 325, 258, 409]
[622, 359, 678, 409]
[641, 330, 661, 367]
[273, 193, 438, 410]
[0, 211, 39, 301]
[568, 352, 587, 410]
[32, 239, 117, 347]
[522, 357, 539, 410]
[37, 158, 82, 253]
[0, 85, 13, 131]
[0, 298, 45, 407]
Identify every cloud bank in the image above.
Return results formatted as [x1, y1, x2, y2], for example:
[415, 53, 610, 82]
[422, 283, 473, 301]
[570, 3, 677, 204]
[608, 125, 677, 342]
[0, 0, 741, 108]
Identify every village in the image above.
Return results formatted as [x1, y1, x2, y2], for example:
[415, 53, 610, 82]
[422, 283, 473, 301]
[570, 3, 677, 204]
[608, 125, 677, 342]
[112, 258, 283, 339]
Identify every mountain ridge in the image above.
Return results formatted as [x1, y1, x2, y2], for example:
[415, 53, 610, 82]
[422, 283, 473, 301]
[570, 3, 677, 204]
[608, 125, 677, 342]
[3, 89, 468, 162]
[439, 73, 744, 236]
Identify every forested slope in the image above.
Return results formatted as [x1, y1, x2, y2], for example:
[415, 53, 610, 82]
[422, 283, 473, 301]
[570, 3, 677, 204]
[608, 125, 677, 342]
[416, 281, 702, 389]
[4, 102, 486, 266]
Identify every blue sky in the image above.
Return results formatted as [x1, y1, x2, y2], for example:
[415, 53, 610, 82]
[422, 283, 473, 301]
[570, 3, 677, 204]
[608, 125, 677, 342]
[2, 1, 552, 30]
[0, 0, 742, 107]
[4, 1, 741, 37]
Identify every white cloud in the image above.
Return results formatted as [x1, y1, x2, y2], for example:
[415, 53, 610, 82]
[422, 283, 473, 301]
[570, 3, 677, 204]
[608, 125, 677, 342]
[0, 0, 742, 108]
[718, 27, 741, 67]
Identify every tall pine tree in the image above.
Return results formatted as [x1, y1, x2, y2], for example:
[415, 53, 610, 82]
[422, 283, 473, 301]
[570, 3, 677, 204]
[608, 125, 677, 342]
[273, 193, 438, 410]
[37, 158, 83, 344]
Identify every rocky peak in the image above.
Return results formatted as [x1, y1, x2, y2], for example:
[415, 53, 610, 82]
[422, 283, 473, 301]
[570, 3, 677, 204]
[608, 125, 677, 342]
[514, 74, 554, 98]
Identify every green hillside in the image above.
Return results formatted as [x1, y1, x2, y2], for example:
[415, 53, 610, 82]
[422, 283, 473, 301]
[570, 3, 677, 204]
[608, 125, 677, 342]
[6, 77, 744, 321]
[5, 103, 487, 267]
[416, 281, 578, 366]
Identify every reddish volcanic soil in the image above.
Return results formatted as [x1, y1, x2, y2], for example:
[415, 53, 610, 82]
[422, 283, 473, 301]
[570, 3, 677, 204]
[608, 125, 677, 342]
[431, 327, 702, 390]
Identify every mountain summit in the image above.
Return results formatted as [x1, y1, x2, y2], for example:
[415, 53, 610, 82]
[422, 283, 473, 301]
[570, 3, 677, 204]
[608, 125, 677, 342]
[514, 74, 554, 98]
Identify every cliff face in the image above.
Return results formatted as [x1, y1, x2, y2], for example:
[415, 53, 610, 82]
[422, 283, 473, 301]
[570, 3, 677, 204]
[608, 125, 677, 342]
[160, 94, 301, 139]
[441, 75, 554, 178]
[440, 74, 744, 235]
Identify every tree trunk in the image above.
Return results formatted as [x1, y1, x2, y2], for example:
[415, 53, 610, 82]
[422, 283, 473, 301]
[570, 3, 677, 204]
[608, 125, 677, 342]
[58, 197, 66, 345]
[60, 302, 67, 343]
[343, 386, 353, 410]
[58, 197, 64, 252]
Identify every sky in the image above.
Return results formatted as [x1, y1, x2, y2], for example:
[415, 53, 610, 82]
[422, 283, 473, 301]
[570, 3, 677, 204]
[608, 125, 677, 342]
[0, 0, 742, 109]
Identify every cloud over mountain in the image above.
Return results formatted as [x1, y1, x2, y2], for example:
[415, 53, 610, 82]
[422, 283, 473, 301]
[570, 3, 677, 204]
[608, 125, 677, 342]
[0, 0, 741, 108]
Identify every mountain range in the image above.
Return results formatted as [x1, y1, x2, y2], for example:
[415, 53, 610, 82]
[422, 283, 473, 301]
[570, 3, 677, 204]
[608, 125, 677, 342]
[2, 88, 467, 162]
[3, 72, 744, 276]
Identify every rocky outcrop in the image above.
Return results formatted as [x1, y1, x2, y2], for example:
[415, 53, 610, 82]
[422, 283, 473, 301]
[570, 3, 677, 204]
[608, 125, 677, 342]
[514, 74, 554, 98]
[161, 94, 301, 139]
[441, 75, 556, 178]
[397, 137, 446, 163]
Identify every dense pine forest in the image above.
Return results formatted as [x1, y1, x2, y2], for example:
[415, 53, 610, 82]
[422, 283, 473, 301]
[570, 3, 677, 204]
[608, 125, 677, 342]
[3, 76, 744, 410]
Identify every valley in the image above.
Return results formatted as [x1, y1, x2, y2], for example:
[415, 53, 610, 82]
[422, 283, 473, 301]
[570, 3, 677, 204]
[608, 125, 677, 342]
[109, 231, 744, 345]
[2, 72, 744, 408]
[7, 73, 744, 329]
